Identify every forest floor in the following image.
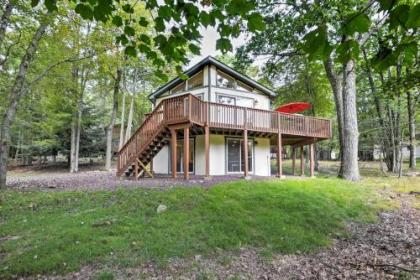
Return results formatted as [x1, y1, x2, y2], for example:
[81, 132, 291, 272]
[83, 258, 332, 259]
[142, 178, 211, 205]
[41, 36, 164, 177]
[2, 163, 420, 279]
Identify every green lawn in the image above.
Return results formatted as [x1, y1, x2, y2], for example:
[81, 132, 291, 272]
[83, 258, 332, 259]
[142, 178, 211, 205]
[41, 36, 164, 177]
[0, 178, 388, 278]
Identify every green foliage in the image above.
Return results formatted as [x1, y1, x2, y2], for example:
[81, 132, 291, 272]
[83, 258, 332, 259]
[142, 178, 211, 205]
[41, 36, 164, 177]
[343, 13, 371, 35]
[30, 0, 265, 78]
[0, 179, 382, 277]
[302, 26, 332, 60]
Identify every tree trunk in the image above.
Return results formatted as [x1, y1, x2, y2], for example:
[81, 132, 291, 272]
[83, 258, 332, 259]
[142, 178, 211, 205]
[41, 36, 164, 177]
[74, 103, 82, 172]
[324, 58, 345, 175]
[70, 113, 77, 172]
[340, 59, 360, 181]
[125, 94, 134, 142]
[119, 92, 126, 149]
[0, 17, 49, 189]
[105, 68, 122, 170]
[407, 90, 416, 169]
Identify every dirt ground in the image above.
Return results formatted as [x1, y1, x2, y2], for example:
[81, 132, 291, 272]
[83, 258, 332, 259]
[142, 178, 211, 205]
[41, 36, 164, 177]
[6, 164, 271, 190]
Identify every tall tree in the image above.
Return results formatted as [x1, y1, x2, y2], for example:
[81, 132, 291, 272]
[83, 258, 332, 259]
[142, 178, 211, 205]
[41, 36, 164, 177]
[105, 68, 121, 170]
[237, 0, 419, 180]
[0, 8, 51, 188]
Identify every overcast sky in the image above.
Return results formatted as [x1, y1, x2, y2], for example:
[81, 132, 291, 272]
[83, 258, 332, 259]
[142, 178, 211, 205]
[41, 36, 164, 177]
[187, 26, 248, 67]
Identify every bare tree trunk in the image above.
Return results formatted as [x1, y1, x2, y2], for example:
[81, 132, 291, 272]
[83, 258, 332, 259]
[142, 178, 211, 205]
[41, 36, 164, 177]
[340, 58, 360, 181]
[407, 90, 416, 169]
[125, 94, 134, 142]
[105, 68, 122, 170]
[0, 17, 49, 189]
[324, 58, 345, 175]
[0, 0, 13, 46]
[74, 101, 82, 172]
[119, 92, 126, 149]
[70, 113, 77, 172]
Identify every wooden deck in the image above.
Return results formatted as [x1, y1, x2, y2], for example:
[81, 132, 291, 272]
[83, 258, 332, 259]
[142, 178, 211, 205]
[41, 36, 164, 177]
[117, 94, 331, 178]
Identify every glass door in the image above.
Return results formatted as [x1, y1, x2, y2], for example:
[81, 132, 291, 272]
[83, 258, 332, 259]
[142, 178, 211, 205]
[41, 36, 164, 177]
[227, 138, 253, 173]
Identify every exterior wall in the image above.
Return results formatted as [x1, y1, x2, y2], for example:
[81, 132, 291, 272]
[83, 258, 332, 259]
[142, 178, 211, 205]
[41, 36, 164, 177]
[152, 134, 271, 176]
[209, 134, 226, 175]
[195, 135, 205, 175]
[152, 145, 169, 174]
[154, 64, 272, 110]
[254, 137, 271, 176]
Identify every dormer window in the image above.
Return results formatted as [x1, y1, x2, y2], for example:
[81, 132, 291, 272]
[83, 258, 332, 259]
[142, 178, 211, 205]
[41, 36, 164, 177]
[216, 71, 235, 89]
[187, 71, 203, 90]
[172, 81, 185, 94]
[236, 81, 252, 92]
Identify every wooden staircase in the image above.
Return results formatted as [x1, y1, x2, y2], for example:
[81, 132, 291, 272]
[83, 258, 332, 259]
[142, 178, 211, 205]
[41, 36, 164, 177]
[117, 94, 202, 179]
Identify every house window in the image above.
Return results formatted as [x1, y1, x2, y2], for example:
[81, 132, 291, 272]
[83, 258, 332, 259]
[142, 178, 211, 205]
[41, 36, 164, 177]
[217, 95, 235, 106]
[188, 71, 203, 90]
[236, 81, 252, 92]
[216, 71, 235, 89]
[217, 94, 254, 108]
[172, 81, 185, 94]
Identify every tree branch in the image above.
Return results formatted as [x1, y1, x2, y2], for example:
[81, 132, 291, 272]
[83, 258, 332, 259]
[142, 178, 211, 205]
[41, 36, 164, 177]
[27, 53, 95, 89]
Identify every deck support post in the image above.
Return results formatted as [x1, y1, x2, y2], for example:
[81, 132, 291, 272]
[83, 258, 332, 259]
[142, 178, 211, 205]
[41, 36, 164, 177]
[183, 127, 190, 180]
[134, 160, 138, 179]
[276, 133, 283, 178]
[243, 129, 249, 178]
[292, 147, 296, 175]
[300, 145, 305, 176]
[170, 128, 177, 178]
[309, 143, 315, 177]
[204, 125, 210, 178]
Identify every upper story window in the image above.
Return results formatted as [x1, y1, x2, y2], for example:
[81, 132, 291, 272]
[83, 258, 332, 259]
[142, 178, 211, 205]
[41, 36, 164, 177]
[217, 95, 235, 105]
[172, 81, 185, 94]
[217, 94, 254, 108]
[188, 71, 203, 90]
[236, 81, 252, 92]
[216, 71, 235, 89]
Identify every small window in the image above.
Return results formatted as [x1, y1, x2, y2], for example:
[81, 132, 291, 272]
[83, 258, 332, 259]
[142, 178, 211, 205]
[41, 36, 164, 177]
[172, 81, 185, 94]
[236, 81, 252, 92]
[217, 95, 235, 105]
[188, 71, 203, 90]
[217, 71, 235, 89]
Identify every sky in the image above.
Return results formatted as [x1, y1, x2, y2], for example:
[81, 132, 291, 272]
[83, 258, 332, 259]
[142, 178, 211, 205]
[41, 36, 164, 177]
[187, 26, 248, 67]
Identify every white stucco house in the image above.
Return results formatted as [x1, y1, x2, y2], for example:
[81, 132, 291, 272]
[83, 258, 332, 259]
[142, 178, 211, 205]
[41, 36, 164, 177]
[117, 56, 331, 179]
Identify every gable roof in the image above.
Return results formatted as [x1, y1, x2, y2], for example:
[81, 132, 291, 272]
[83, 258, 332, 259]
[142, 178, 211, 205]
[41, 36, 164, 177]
[148, 56, 276, 102]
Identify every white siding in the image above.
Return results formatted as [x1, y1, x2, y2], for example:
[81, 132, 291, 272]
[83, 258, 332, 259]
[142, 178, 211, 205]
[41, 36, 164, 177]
[254, 137, 271, 176]
[209, 134, 226, 175]
[195, 135, 205, 175]
[152, 145, 169, 174]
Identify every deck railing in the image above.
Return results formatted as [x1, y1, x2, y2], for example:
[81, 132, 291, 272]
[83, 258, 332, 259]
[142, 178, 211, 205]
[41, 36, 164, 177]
[117, 93, 331, 175]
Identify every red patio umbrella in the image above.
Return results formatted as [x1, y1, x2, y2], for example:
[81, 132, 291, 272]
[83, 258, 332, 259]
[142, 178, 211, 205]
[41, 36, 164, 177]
[275, 102, 311, 114]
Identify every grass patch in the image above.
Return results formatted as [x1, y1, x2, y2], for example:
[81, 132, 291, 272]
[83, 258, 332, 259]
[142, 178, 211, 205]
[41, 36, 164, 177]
[0, 178, 384, 278]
